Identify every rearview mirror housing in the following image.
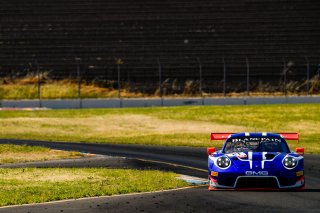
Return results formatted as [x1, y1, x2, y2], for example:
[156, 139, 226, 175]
[295, 147, 304, 156]
[207, 147, 216, 156]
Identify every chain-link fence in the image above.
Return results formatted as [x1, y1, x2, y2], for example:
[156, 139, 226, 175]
[1, 0, 319, 99]
[0, 55, 319, 100]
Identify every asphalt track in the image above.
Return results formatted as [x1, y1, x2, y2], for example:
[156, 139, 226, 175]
[0, 139, 319, 213]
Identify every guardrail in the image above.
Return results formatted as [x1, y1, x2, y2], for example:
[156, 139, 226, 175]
[1, 96, 319, 109]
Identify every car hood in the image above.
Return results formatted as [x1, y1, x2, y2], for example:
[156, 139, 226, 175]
[224, 151, 298, 171]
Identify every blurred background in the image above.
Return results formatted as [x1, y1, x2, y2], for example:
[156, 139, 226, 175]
[0, 0, 319, 99]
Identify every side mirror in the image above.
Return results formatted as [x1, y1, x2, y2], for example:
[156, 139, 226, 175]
[207, 147, 216, 156]
[295, 147, 304, 156]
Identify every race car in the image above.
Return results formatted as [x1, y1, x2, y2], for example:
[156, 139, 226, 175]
[207, 132, 305, 190]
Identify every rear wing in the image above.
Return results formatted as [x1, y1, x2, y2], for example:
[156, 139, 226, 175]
[278, 133, 299, 141]
[211, 132, 299, 142]
[210, 133, 234, 140]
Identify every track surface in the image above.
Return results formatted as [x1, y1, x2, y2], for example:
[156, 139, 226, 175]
[0, 139, 319, 213]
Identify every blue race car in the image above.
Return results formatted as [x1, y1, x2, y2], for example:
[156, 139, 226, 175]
[207, 132, 305, 190]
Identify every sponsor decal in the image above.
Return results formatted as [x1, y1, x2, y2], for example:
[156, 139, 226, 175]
[245, 171, 269, 176]
[232, 138, 281, 143]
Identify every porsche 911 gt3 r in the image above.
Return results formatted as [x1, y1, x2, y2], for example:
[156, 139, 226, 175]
[207, 132, 305, 190]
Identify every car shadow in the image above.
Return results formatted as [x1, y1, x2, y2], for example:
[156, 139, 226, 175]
[234, 188, 320, 192]
[300, 189, 320, 192]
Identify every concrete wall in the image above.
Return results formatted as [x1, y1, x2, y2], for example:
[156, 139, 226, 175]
[0, 96, 319, 109]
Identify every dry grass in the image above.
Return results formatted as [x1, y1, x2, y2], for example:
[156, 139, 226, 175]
[0, 74, 145, 99]
[287, 121, 320, 134]
[0, 144, 83, 164]
[1, 73, 319, 99]
[0, 150, 82, 164]
[0, 82, 145, 99]
[0, 114, 245, 140]
[0, 104, 319, 152]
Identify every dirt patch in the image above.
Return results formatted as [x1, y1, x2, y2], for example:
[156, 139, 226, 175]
[93, 114, 246, 136]
[0, 169, 99, 182]
[287, 121, 320, 134]
[0, 114, 246, 138]
[0, 150, 82, 164]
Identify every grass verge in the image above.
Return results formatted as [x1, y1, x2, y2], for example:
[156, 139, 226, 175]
[0, 168, 188, 207]
[1, 74, 319, 99]
[0, 82, 144, 99]
[0, 104, 319, 153]
[0, 144, 83, 164]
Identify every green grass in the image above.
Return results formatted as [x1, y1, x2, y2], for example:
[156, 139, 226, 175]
[0, 168, 188, 206]
[0, 104, 319, 153]
[0, 144, 83, 164]
[0, 144, 49, 153]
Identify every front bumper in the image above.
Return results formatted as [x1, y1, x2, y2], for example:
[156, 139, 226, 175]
[209, 175, 305, 190]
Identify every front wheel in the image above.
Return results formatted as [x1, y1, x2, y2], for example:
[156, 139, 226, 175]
[208, 176, 217, 191]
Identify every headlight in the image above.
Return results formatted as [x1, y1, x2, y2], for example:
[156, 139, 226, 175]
[216, 157, 230, 168]
[283, 157, 297, 169]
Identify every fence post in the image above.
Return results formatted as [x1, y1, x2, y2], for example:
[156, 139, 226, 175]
[283, 58, 287, 97]
[117, 63, 121, 99]
[36, 60, 41, 107]
[157, 58, 163, 106]
[196, 57, 202, 93]
[305, 56, 310, 95]
[246, 57, 250, 96]
[127, 70, 130, 85]
[117, 62, 121, 108]
[223, 57, 226, 96]
[196, 58, 204, 105]
[116, 58, 123, 107]
[75, 58, 81, 108]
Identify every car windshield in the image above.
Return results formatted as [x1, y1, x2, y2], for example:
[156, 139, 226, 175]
[223, 137, 290, 153]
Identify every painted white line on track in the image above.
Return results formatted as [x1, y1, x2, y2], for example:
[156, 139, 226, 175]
[177, 175, 208, 185]
[135, 158, 208, 172]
